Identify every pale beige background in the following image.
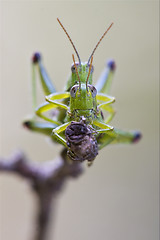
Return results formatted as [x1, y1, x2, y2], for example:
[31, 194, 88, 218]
[0, 1, 159, 240]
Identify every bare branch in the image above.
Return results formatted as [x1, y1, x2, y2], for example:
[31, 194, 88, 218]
[0, 149, 84, 240]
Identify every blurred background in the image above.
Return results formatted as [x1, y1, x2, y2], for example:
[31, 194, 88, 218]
[0, 1, 159, 240]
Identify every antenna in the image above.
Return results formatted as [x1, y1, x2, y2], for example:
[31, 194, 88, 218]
[57, 18, 81, 65]
[72, 54, 81, 90]
[88, 22, 113, 64]
[86, 56, 93, 90]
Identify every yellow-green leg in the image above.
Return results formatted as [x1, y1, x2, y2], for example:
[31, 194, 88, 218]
[45, 92, 70, 107]
[96, 60, 116, 94]
[23, 119, 57, 136]
[97, 127, 142, 150]
[35, 92, 70, 124]
[32, 52, 57, 110]
[52, 122, 71, 147]
[102, 105, 115, 123]
[93, 119, 114, 133]
[96, 93, 115, 124]
[23, 53, 61, 133]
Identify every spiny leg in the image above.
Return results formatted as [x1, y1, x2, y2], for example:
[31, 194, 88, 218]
[35, 91, 70, 125]
[92, 119, 114, 152]
[93, 119, 114, 133]
[102, 105, 115, 124]
[45, 92, 70, 108]
[32, 52, 56, 110]
[24, 53, 58, 130]
[96, 93, 115, 123]
[96, 59, 116, 94]
[23, 119, 57, 136]
[35, 102, 61, 125]
[97, 127, 142, 150]
[96, 93, 115, 108]
[52, 122, 71, 147]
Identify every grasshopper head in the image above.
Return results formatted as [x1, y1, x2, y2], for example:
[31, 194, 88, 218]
[71, 61, 94, 86]
[70, 82, 97, 118]
[70, 83, 97, 99]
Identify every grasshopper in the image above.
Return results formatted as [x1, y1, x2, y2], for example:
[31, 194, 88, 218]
[23, 18, 141, 163]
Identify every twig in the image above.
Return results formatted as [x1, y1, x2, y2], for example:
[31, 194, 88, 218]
[0, 149, 84, 240]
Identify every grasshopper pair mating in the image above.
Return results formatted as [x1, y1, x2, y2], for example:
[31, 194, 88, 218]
[23, 18, 141, 163]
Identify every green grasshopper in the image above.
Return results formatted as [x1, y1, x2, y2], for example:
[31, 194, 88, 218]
[23, 18, 141, 163]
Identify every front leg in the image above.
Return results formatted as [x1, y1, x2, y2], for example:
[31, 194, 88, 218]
[96, 93, 115, 108]
[52, 122, 71, 147]
[96, 93, 115, 123]
[93, 119, 114, 133]
[35, 92, 70, 124]
[35, 102, 61, 125]
[45, 92, 70, 110]
[101, 105, 116, 124]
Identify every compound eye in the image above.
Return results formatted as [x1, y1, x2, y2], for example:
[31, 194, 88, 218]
[88, 85, 97, 98]
[71, 63, 79, 73]
[70, 85, 79, 97]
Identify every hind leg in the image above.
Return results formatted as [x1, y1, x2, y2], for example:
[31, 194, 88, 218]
[96, 59, 116, 94]
[31, 52, 56, 110]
